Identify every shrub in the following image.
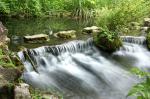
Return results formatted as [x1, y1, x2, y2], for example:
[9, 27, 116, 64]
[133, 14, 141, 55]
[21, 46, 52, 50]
[96, 0, 150, 31]
[64, 0, 96, 19]
[0, 1, 10, 14]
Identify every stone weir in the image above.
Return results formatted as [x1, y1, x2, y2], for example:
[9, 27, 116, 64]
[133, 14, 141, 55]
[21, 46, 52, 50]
[20, 35, 147, 55]
[19, 38, 93, 58]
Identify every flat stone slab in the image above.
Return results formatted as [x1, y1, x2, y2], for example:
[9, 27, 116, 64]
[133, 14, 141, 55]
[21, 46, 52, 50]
[24, 34, 49, 43]
[55, 30, 76, 39]
[83, 26, 100, 34]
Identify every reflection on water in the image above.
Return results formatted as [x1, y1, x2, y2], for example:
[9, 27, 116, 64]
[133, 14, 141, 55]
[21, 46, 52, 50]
[4, 17, 93, 51]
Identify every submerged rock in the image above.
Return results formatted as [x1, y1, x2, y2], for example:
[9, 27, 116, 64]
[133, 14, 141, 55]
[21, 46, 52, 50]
[144, 18, 150, 27]
[146, 32, 150, 50]
[24, 34, 49, 43]
[140, 27, 150, 36]
[55, 30, 76, 39]
[130, 22, 140, 27]
[83, 26, 100, 34]
[14, 83, 31, 99]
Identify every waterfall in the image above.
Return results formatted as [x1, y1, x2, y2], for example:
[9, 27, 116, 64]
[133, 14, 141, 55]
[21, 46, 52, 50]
[18, 36, 150, 99]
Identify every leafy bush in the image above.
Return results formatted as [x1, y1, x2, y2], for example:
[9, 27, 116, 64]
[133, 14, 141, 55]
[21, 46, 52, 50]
[93, 28, 122, 53]
[0, 0, 97, 18]
[0, 1, 10, 14]
[64, 0, 96, 19]
[128, 68, 150, 99]
[1, 0, 150, 21]
[96, 0, 150, 31]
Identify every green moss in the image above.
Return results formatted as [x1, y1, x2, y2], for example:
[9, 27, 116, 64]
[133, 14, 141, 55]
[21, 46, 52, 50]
[30, 88, 43, 99]
[93, 29, 122, 53]
[0, 48, 16, 68]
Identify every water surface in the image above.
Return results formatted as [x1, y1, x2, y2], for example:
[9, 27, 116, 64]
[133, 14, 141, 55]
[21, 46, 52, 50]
[4, 17, 93, 51]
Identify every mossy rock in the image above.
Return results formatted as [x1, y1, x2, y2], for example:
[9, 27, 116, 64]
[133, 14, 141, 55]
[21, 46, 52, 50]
[93, 29, 122, 53]
[146, 32, 150, 50]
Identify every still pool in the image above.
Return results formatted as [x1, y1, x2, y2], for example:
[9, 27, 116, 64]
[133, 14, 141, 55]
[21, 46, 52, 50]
[4, 17, 93, 51]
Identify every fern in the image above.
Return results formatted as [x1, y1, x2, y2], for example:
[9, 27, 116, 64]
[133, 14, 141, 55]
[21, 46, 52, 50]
[128, 68, 150, 99]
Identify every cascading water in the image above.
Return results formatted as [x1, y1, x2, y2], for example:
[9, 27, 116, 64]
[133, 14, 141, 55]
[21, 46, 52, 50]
[120, 36, 146, 45]
[18, 36, 150, 99]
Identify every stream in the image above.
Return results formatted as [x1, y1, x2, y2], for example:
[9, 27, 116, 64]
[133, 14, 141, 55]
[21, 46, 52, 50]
[18, 37, 150, 99]
[4, 18, 150, 99]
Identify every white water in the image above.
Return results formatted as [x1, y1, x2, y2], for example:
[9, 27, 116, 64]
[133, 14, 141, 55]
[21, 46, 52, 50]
[18, 37, 150, 99]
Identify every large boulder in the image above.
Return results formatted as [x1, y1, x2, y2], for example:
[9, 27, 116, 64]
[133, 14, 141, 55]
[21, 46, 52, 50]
[24, 34, 49, 43]
[93, 29, 122, 53]
[55, 30, 76, 39]
[0, 22, 10, 46]
[144, 18, 150, 27]
[0, 72, 9, 92]
[0, 22, 16, 68]
[0, 68, 21, 83]
[0, 74, 13, 99]
[83, 26, 100, 34]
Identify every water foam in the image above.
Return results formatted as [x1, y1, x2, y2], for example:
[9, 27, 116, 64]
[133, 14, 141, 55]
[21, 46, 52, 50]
[18, 37, 150, 99]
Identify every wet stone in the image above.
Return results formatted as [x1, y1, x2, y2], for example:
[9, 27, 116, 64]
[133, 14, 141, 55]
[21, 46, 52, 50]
[82, 26, 100, 34]
[55, 30, 76, 39]
[24, 34, 49, 43]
